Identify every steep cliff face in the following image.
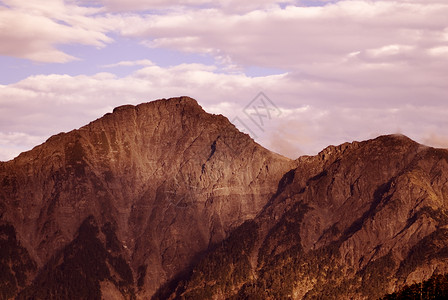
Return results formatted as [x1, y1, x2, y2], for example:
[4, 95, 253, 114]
[0, 97, 293, 299]
[172, 135, 448, 299]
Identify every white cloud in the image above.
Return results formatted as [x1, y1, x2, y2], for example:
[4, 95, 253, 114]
[0, 0, 112, 62]
[116, 1, 448, 78]
[428, 46, 448, 57]
[1, 60, 448, 162]
[3, 0, 448, 70]
[0, 61, 289, 161]
[1, 0, 448, 161]
[0, 132, 47, 162]
[365, 44, 414, 59]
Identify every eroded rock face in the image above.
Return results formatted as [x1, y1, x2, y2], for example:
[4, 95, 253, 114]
[173, 135, 448, 300]
[0, 97, 293, 298]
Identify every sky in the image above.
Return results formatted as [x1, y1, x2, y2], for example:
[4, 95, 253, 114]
[1, 0, 448, 161]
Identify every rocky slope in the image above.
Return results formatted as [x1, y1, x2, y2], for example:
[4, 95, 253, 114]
[2, 96, 448, 299]
[0, 97, 293, 299]
[167, 134, 448, 299]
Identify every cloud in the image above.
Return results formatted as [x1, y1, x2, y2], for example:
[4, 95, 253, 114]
[118, 1, 448, 68]
[1, 0, 448, 160]
[0, 61, 288, 161]
[3, 0, 447, 72]
[0, 132, 47, 162]
[428, 46, 448, 57]
[112, 1, 448, 101]
[423, 133, 448, 149]
[264, 119, 307, 159]
[0, 0, 112, 62]
[1, 60, 448, 162]
[102, 59, 155, 68]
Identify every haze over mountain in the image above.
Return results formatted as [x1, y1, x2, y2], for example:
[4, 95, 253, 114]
[1, 97, 448, 299]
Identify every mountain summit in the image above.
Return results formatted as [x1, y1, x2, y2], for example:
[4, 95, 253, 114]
[1, 97, 448, 299]
[0, 97, 292, 299]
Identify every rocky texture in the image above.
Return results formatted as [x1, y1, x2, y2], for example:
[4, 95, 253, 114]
[0, 97, 292, 299]
[2, 96, 448, 299]
[169, 134, 448, 299]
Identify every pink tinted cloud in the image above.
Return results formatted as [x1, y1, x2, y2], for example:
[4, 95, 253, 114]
[423, 134, 448, 149]
[0, 0, 111, 62]
[1, 63, 448, 161]
[120, 1, 448, 68]
[1, 0, 447, 161]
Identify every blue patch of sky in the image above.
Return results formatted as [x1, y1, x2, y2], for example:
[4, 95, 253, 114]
[278, 2, 294, 9]
[243, 65, 287, 77]
[76, 1, 104, 9]
[0, 34, 215, 84]
[297, 0, 336, 7]
[0, 33, 288, 85]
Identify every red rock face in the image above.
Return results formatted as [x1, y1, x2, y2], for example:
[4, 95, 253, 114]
[2, 97, 448, 299]
[0, 97, 292, 298]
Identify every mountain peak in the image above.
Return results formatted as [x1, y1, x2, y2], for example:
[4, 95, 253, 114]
[3, 97, 448, 299]
[111, 96, 201, 114]
[89, 96, 220, 132]
[0, 96, 293, 299]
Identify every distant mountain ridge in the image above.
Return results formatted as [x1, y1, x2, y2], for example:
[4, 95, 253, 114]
[1, 97, 448, 299]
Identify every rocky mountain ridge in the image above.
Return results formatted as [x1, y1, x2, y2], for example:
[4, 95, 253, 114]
[168, 134, 448, 299]
[0, 97, 293, 299]
[1, 97, 448, 299]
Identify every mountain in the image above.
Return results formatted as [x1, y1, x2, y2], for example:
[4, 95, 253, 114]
[1, 97, 448, 299]
[165, 134, 448, 299]
[0, 97, 293, 299]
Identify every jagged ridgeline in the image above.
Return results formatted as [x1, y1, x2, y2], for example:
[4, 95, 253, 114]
[1, 97, 448, 299]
